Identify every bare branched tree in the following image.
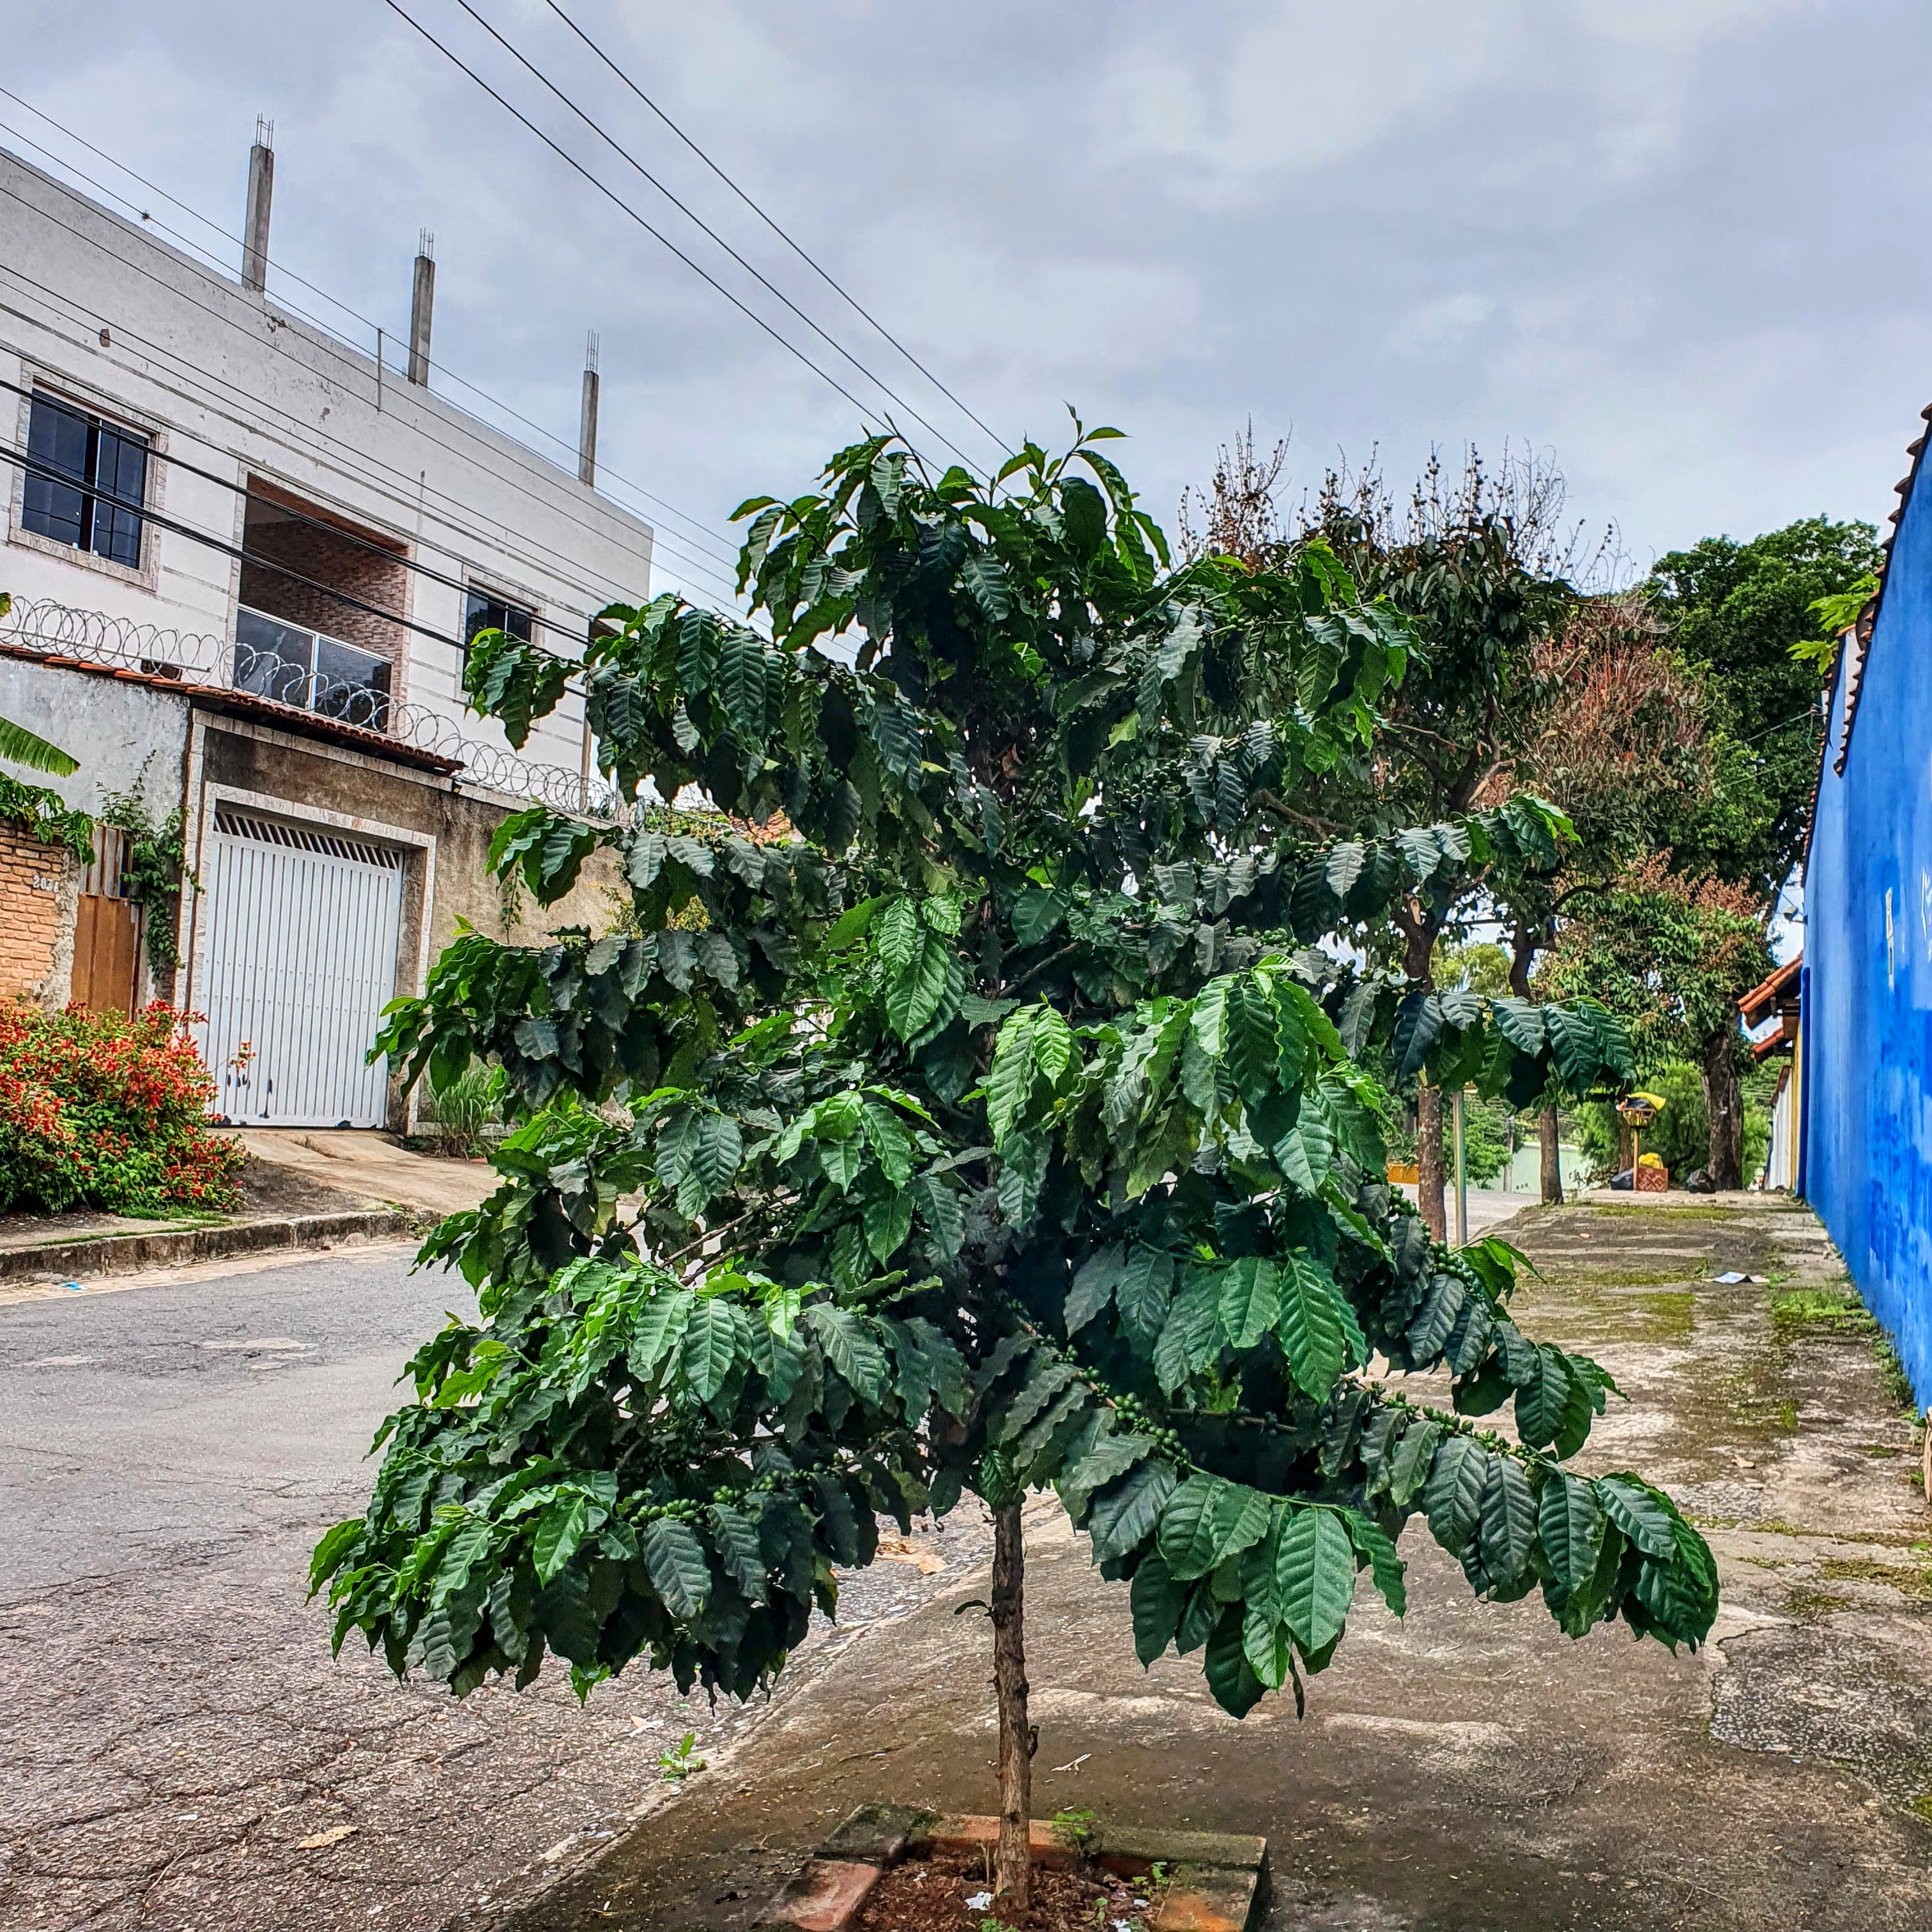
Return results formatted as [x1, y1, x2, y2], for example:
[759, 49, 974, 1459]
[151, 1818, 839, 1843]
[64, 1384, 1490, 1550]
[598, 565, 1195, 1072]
[1178, 419, 1289, 567]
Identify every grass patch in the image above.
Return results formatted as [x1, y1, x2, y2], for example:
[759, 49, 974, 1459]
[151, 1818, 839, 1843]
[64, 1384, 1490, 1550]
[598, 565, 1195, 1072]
[1912, 1793, 1932, 1826]
[1817, 1556, 1932, 1601]
[1783, 1587, 1853, 1618]
[1769, 1285, 1877, 1337]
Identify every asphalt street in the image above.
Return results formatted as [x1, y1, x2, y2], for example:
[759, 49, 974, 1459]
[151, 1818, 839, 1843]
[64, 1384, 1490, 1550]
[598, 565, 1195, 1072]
[0, 1241, 973, 1932]
[0, 1242, 461, 1596]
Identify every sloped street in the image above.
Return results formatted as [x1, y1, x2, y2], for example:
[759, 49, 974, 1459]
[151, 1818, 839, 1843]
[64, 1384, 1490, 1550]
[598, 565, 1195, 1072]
[0, 1245, 975, 1932]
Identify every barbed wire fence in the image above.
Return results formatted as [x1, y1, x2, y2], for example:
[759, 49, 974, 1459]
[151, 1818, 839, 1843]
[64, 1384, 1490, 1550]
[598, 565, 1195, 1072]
[0, 595, 625, 825]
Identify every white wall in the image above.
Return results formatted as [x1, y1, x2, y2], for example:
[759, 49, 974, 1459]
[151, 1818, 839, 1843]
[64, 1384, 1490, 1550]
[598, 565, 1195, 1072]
[0, 146, 652, 781]
[0, 652, 187, 820]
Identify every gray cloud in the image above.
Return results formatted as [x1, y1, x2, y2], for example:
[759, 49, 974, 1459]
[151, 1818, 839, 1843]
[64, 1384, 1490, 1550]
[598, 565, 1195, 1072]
[5, 0, 1925, 606]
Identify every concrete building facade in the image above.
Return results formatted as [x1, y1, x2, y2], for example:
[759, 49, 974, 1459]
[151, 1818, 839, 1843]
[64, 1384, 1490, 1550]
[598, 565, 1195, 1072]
[0, 139, 647, 1129]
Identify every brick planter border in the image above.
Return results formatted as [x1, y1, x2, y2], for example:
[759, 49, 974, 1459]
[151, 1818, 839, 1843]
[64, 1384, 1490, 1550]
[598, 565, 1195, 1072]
[757, 1804, 1268, 1932]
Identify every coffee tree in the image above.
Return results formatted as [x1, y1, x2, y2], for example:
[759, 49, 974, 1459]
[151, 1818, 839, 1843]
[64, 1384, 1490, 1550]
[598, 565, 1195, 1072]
[315, 425, 1717, 1905]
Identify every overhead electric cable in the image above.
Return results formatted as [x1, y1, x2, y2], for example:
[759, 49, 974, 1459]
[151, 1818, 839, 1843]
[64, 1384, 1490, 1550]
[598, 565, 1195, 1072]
[3, 441, 482, 657]
[0, 188, 755, 612]
[0, 151, 746, 596]
[0, 369, 602, 649]
[1, 272, 769, 641]
[443, 0, 985, 471]
[0, 89, 744, 561]
[542, 0, 1012, 459]
[378, 0, 939, 461]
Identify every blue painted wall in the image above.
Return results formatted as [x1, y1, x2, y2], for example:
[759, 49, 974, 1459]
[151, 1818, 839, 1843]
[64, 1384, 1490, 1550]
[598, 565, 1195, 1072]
[1805, 458, 1932, 1406]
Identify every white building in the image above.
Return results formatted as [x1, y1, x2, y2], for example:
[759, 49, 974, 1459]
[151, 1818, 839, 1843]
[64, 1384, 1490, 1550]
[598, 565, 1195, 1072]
[0, 136, 653, 1128]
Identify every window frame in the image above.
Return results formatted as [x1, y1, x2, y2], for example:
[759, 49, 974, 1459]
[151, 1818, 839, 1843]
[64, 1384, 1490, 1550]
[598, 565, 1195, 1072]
[20, 392, 150, 566]
[463, 586, 537, 663]
[8, 376, 166, 592]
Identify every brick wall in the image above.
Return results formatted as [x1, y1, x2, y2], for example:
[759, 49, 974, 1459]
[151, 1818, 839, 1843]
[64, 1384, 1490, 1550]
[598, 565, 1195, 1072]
[0, 827, 71, 1002]
[238, 510, 408, 669]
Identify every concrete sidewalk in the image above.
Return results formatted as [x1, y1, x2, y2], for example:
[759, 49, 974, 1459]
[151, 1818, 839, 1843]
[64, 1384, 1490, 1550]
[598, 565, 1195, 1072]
[512, 1196, 1932, 1932]
[0, 1132, 493, 1292]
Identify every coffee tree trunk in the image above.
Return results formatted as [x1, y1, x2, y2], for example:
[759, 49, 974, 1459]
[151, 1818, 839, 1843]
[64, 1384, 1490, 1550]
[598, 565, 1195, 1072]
[991, 1504, 1032, 1905]
[1703, 1015, 1745, 1190]
[1417, 1083, 1447, 1240]
[1538, 1106, 1563, 1202]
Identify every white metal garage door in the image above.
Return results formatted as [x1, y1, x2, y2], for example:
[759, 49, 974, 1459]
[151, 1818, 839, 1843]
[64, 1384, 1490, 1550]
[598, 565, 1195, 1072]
[199, 809, 405, 1127]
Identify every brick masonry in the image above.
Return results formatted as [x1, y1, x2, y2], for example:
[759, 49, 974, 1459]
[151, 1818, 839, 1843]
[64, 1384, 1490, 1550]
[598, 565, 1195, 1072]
[238, 509, 408, 676]
[0, 827, 73, 1003]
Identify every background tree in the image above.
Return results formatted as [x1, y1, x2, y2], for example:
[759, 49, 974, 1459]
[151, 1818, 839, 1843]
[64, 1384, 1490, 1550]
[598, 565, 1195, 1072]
[1538, 855, 1771, 1186]
[1645, 518, 1882, 900]
[1478, 592, 1715, 1198]
[318, 429, 1718, 1909]
[1291, 450, 1595, 1236]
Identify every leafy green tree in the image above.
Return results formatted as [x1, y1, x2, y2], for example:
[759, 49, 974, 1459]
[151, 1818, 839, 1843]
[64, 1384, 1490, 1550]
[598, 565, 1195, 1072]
[316, 429, 1719, 1906]
[1539, 857, 1771, 1188]
[1646, 518, 1882, 900]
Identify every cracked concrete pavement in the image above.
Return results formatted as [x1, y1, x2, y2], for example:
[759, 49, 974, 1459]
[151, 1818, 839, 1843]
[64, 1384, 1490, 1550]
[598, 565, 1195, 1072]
[0, 1243, 981, 1932]
[513, 1197, 1932, 1932]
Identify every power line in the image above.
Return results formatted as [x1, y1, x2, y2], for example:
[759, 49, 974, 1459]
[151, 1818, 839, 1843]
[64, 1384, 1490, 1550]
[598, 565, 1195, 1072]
[3, 440, 480, 657]
[379, 0, 896, 450]
[444, 0, 986, 473]
[0, 180, 754, 612]
[0, 151, 747, 602]
[0, 369, 598, 650]
[0, 87, 746, 564]
[543, 0, 1012, 461]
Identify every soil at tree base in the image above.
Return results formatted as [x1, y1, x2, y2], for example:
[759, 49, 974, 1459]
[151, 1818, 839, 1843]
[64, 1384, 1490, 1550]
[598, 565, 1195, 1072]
[490, 1194, 1932, 1932]
[852, 1846, 1154, 1932]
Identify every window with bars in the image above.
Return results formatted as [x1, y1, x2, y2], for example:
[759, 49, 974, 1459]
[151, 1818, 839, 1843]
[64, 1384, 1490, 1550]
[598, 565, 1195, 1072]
[21, 394, 149, 567]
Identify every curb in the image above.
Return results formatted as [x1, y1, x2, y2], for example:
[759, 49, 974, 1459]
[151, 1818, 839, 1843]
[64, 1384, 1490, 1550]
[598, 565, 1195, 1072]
[0, 1209, 420, 1283]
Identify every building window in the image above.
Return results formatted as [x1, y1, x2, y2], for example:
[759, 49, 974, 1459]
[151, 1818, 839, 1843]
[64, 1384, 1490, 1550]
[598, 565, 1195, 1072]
[464, 588, 534, 659]
[234, 605, 392, 730]
[21, 394, 149, 566]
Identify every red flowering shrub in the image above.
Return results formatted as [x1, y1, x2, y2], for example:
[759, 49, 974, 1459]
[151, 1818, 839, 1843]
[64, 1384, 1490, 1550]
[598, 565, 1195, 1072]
[0, 1001, 243, 1215]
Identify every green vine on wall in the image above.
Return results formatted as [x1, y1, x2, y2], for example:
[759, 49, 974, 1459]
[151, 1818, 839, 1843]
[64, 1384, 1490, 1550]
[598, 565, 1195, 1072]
[98, 791, 195, 970]
[0, 771, 95, 863]
[0, 778, 195, 970]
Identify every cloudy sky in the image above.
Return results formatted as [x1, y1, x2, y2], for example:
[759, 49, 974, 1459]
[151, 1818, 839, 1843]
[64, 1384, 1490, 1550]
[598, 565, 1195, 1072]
[4, 0, 1926, 610]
